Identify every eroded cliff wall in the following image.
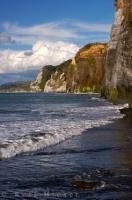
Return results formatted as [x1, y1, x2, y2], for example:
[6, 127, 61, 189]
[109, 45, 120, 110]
[103, 0, 132, 104]
[31, 43, 107, 93]
[67, 43, 107, 93]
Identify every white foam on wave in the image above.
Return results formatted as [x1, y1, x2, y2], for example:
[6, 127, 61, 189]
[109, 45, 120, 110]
[0, 98, 128, 159]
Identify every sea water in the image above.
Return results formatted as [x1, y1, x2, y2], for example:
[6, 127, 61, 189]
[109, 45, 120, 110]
[0, 93, 131, 200]
[0, 93, 126, 159]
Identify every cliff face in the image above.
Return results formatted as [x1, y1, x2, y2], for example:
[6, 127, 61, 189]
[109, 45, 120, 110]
[31, 43, 107, 93]
[30, 60, 71, 92]
[67, 43, 107, 93]
[103, 0, 132, 104]
[44, 60, 71, 92]
[30, 66, 56, 92]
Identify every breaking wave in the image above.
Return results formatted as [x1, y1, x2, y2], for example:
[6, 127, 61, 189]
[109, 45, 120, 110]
[0, 93, 128, 159]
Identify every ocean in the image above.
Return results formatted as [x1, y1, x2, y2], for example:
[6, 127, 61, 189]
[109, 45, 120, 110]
[0, 93, 132, 199]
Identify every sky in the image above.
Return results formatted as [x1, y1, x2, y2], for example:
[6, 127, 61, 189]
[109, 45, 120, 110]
[0, 0, 114, 84]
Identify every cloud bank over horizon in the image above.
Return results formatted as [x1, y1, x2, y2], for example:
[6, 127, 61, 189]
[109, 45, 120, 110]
[0, 20, 111, 83]
[0, 40, 79, 74]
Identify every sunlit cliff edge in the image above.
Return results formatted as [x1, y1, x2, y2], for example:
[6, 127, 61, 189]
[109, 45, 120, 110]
[30, 43, 107, 93]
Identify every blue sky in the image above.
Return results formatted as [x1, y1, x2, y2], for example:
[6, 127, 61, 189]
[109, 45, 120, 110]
[0, 0, 114, 83]
[0, 0, 113, 24]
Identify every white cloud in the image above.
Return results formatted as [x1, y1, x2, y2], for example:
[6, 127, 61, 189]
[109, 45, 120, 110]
[2, 21, 111, 45]
[3, 22, 79, 45]
[0, 33, 16, 44]
[4, 22, 78, 38]
[0, 40, 79, 74]
[73, 22, 111, 33]
[0, 20, 111, 78]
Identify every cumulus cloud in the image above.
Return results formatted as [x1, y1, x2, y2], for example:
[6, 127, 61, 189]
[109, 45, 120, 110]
[0, 40, 79, 74]
[0, 20, 111, 81]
